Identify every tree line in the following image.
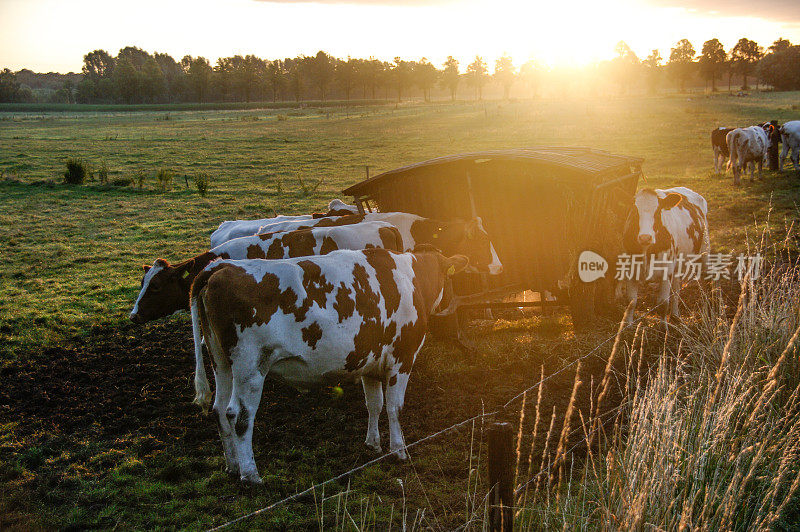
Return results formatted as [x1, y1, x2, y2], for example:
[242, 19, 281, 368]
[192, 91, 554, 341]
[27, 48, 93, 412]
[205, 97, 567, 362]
[1, 37, 799, 104]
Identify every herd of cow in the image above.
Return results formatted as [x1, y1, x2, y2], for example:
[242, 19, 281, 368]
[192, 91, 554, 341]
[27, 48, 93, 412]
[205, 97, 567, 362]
[130, 200, 503, 484]
[711, 119, 800, 184]
[128, 121, 797, 484]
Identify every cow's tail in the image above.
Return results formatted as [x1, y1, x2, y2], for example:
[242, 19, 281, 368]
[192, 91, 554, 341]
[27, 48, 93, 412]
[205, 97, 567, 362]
[191, 296, 212, 413]
[727, 131, 740, 171]
[190, 268, 218, 413]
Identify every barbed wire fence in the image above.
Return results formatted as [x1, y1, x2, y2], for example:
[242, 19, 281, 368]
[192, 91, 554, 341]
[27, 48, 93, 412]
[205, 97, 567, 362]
[209, 303, 668, 531]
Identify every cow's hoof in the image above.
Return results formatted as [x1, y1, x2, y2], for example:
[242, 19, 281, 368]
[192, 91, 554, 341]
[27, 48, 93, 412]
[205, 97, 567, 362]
[390, 448, 408, 461]
[225, 466, 238, 478]
[240, 473, 263, 486]
[365, 441, 382, 454]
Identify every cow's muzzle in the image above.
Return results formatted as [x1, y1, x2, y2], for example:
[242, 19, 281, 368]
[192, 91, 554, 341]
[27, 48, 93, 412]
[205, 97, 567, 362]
[637, 234, 653, 246]
[130, 312, 144, 324]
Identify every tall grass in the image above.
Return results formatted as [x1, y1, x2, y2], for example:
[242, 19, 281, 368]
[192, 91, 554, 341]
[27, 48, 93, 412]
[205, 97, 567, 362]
[517, 240, 800, 529]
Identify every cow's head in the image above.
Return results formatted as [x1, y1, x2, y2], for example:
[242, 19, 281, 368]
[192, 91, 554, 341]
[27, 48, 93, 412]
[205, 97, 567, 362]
[437, 218, 503, 275]
[625, 189, 682, 253]
[130, 258, 196, 323]
[325, 199, 359, 217]
[760, 122, 778, 149]
[411, 245, 470, 313]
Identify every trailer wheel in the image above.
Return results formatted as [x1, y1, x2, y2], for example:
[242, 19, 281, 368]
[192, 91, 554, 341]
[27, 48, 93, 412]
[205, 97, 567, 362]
[569, 283, 596, 330]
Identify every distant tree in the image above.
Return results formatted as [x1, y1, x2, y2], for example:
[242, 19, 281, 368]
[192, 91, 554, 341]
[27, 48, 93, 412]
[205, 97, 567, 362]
[81, 49, 115, 101]
[359, 58, 385, 99]
[493, 54, 516, 99]
[391, 57, 413, 102]
[440, 56, 460, 101]
[610, 41, 640, 94]
[336, 58, 358, 100]
[183, 56, 213, 102]
[214, 57, 234, 101]
[82, 49, 115, 80]
[519, 59, 539, 97]
[285, 57, 304, 102]
[49, 80, 75, 103]
[642, 49, 662, 94]
[75, 77, 96, 103]
[0, 68, 21, 102]
[699, 38, 727, 91]
[465, 56, 488, 100]
[413, 58, 439, 101]
[237, 55, 264, 102]
[668, 39, 696, 91]
[759, 38, 800, 90]
[307, 51, 334, 100]
[141, 57, 166, 102]
[731, 38, 762, 89]
[266, 60, 286, 101]
[154, 52, 184, 102]
[117, 46, 151, 69]
[112, 57, 140, 103]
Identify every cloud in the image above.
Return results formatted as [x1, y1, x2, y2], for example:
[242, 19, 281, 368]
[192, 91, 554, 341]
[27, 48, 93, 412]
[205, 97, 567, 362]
[645, 0, 800, 23]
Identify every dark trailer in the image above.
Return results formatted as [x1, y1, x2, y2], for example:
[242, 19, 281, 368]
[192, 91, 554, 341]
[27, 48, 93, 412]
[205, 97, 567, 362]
[343, 147, 643, 329]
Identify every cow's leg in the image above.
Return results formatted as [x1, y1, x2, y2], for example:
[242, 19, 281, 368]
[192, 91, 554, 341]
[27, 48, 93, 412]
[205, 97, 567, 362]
[227, 353, 266, 485]
[361, 376, 384, 453]
[756, 158, 762, 181]
[385, 340, 424, 460]
[792, 147, 800, 171]
[655, 257, 674, 320]
[733, 163, 741, 185]
[780, 143, 789, 172]
[713, 148, 719, 173]
[212, 363, 238, 476]
[385, 370, 411, 460]
[656, 277, 671, 319]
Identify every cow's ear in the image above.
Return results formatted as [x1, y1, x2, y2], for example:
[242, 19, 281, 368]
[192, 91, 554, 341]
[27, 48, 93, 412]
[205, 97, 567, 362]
[444, 255, 469, 276]
[156, 258, 169, 267]
[143, 264, 151, 272]
[179, 259, 194, 279]
[660, 193, 682, 210]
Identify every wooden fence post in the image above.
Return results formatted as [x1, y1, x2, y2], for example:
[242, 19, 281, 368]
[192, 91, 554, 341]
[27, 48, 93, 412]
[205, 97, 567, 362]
[488, 422, 514, 532]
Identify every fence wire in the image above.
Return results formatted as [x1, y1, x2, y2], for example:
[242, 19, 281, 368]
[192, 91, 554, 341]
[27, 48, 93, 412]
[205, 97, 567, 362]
[209, 303, 666, 531]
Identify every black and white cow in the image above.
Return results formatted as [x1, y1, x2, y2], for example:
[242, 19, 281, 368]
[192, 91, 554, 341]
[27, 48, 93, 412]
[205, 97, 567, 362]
[190, 247, 468, 484]
[711, 127, 735, 173]
[618, 187, 710, 323]
[726, 125, 772, 184]
[779, 120, 800, 172]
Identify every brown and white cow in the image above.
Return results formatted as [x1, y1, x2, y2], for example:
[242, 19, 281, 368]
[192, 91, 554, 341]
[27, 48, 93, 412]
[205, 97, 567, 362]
[711, 127, 735, 173]
[130, 221, 403, 323]
[209, 199, 358, 247]
[726, 125, 772, 184]
[258, 213, 503, 275]
[190, 247, 468, 484]
[617, 186, 710, 323]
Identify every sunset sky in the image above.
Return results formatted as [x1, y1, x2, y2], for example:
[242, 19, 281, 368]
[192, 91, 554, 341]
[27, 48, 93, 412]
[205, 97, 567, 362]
[1, 0, 799, 73]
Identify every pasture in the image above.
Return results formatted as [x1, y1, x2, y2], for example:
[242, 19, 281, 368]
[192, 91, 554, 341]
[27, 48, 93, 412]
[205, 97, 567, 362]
[1, 93, 799, 529]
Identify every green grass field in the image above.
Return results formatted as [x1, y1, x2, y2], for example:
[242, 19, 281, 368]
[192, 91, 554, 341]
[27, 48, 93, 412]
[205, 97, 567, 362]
[1, 93, 799, 529]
